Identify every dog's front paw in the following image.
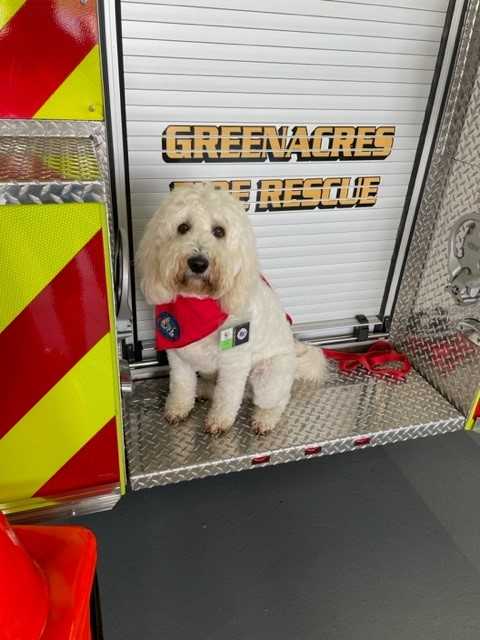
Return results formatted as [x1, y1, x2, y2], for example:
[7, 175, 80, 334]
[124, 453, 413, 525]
[204, 414, 233, 436]
[252, 407, 280, 436]
[164, 396, 194, 424]
[252, 420, 274, 436]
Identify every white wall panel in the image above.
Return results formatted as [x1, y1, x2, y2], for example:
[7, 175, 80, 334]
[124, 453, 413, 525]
[125, 90, 428, 111]
[123, 22, 439, 56]
[124, 57, 435, 83]
[119, 0, 451, 341]
[126, 161, 416, 177]
[122, 0, 448, 27]
[125, 107, 426, 123]
[123, 40, 437, 69]
[122, 3, 442, 40]
[125, 75, 430, 98]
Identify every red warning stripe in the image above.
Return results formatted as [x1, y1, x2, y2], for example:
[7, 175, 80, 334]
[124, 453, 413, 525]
[0, 231, 109, 439]
[34, 418, 119, 498]
[0, 0, 97, 117]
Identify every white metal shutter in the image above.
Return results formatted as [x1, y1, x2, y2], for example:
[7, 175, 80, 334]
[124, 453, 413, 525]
[119, 0, 450, 343]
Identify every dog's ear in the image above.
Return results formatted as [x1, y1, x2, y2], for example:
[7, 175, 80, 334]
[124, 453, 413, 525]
[219, 226, 259, 315]
[137, 215, 172, 305]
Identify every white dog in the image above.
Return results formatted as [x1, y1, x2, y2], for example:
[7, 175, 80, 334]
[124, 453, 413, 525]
[138, 183, 327, 435]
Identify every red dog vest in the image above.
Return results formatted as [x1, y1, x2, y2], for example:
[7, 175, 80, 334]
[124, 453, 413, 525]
[155, 277, 292, 350]
[155, 296, 228, 350]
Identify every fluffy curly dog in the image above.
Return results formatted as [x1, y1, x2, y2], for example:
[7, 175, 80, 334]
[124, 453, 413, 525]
[139, 183, 327, 435]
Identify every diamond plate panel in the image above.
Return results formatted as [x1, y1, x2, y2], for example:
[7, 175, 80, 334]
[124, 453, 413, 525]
[0, 136, 104, 204]
[0, 120, 114, 239]
[455, 76, 480, 167]
[392, 0, 480, 415]
[0, 181, 104, 205]
[0, 120, 104, 138]
[124, 366, 462, 490]
[0, 136, 100, 181]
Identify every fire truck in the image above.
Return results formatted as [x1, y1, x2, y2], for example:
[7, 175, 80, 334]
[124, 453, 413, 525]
[1, 0, 479, 565]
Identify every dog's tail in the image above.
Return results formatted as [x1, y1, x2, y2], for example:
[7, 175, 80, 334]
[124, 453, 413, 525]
[294, 340, 328, 385]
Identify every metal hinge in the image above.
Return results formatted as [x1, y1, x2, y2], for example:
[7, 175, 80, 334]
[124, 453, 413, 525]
[353, 315, 386, 342]
[457, 318, 480, 348]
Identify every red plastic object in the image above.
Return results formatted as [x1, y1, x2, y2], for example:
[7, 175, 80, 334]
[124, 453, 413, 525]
[304, 445, 322, 456]
[0, 511, 97, 640]
[0, 513, 49, 640]
[13, 524, 97, 640]
[354, 436, 372, 447]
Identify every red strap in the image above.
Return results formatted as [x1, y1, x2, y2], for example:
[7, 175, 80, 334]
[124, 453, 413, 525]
[323, 340, 411, 381]
[260, 275, 293, 325]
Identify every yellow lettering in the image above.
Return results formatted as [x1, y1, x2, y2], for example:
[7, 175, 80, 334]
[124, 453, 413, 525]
[337, 177, 359, 207]
[302, 178, 323, 208]
[354, 127, 376, 159]
[356, 176, 381, 206]
[256, 179, 283, 211]
[264, 126, 288, 160]
[311, 127, 334, 159]
[192, 126, 219, 160]
[283, 179, 305, 208]
[329, 127, 356, 159]
[241, 126, 265, 160]
[372, 126, 395, 158]
[163, 125, 193, 161]
[219, 126, 242, 160]
[286, 127, 311, 160]
[321, 177, 343, 207]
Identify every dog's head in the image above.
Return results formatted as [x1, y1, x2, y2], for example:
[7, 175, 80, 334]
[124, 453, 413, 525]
[138, 183, 259, 314]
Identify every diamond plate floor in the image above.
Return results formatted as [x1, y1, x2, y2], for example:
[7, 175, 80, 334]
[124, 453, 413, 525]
[124, 365, 463, 490]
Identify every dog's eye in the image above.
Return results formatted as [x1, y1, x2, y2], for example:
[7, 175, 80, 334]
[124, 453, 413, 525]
[177, 222, 191, 235]
[212, 225, 225, 239]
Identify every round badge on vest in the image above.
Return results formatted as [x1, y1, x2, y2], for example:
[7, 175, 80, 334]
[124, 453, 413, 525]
[157, 312, 180, 341]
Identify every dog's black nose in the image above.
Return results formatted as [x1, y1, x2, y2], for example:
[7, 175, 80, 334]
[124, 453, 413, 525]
[187, 255, 209, 274]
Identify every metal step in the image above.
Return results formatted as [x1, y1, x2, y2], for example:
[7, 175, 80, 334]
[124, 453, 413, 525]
[0, 135, 103, 204]
[124, 365, 463, 490]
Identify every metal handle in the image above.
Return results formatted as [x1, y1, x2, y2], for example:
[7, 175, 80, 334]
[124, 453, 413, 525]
[113, 229, 134, 392]
[114, 226, 133, 339]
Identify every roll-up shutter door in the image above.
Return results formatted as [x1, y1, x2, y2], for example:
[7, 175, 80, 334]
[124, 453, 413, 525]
[118, 0, 454, 344]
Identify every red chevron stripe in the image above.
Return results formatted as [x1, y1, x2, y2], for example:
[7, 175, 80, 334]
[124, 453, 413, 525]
[0, 0, 97, 117]
[0, 231, 109, 439]
[34, 417, 119, 498]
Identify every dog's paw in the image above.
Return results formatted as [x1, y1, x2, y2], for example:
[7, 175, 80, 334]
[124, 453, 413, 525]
[165, 409, 189, 425]
[252, 407, 280, 436]
[252, 420, 274, 436]
[164, 397, 193, 424]
[204, 415, 233, 436]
